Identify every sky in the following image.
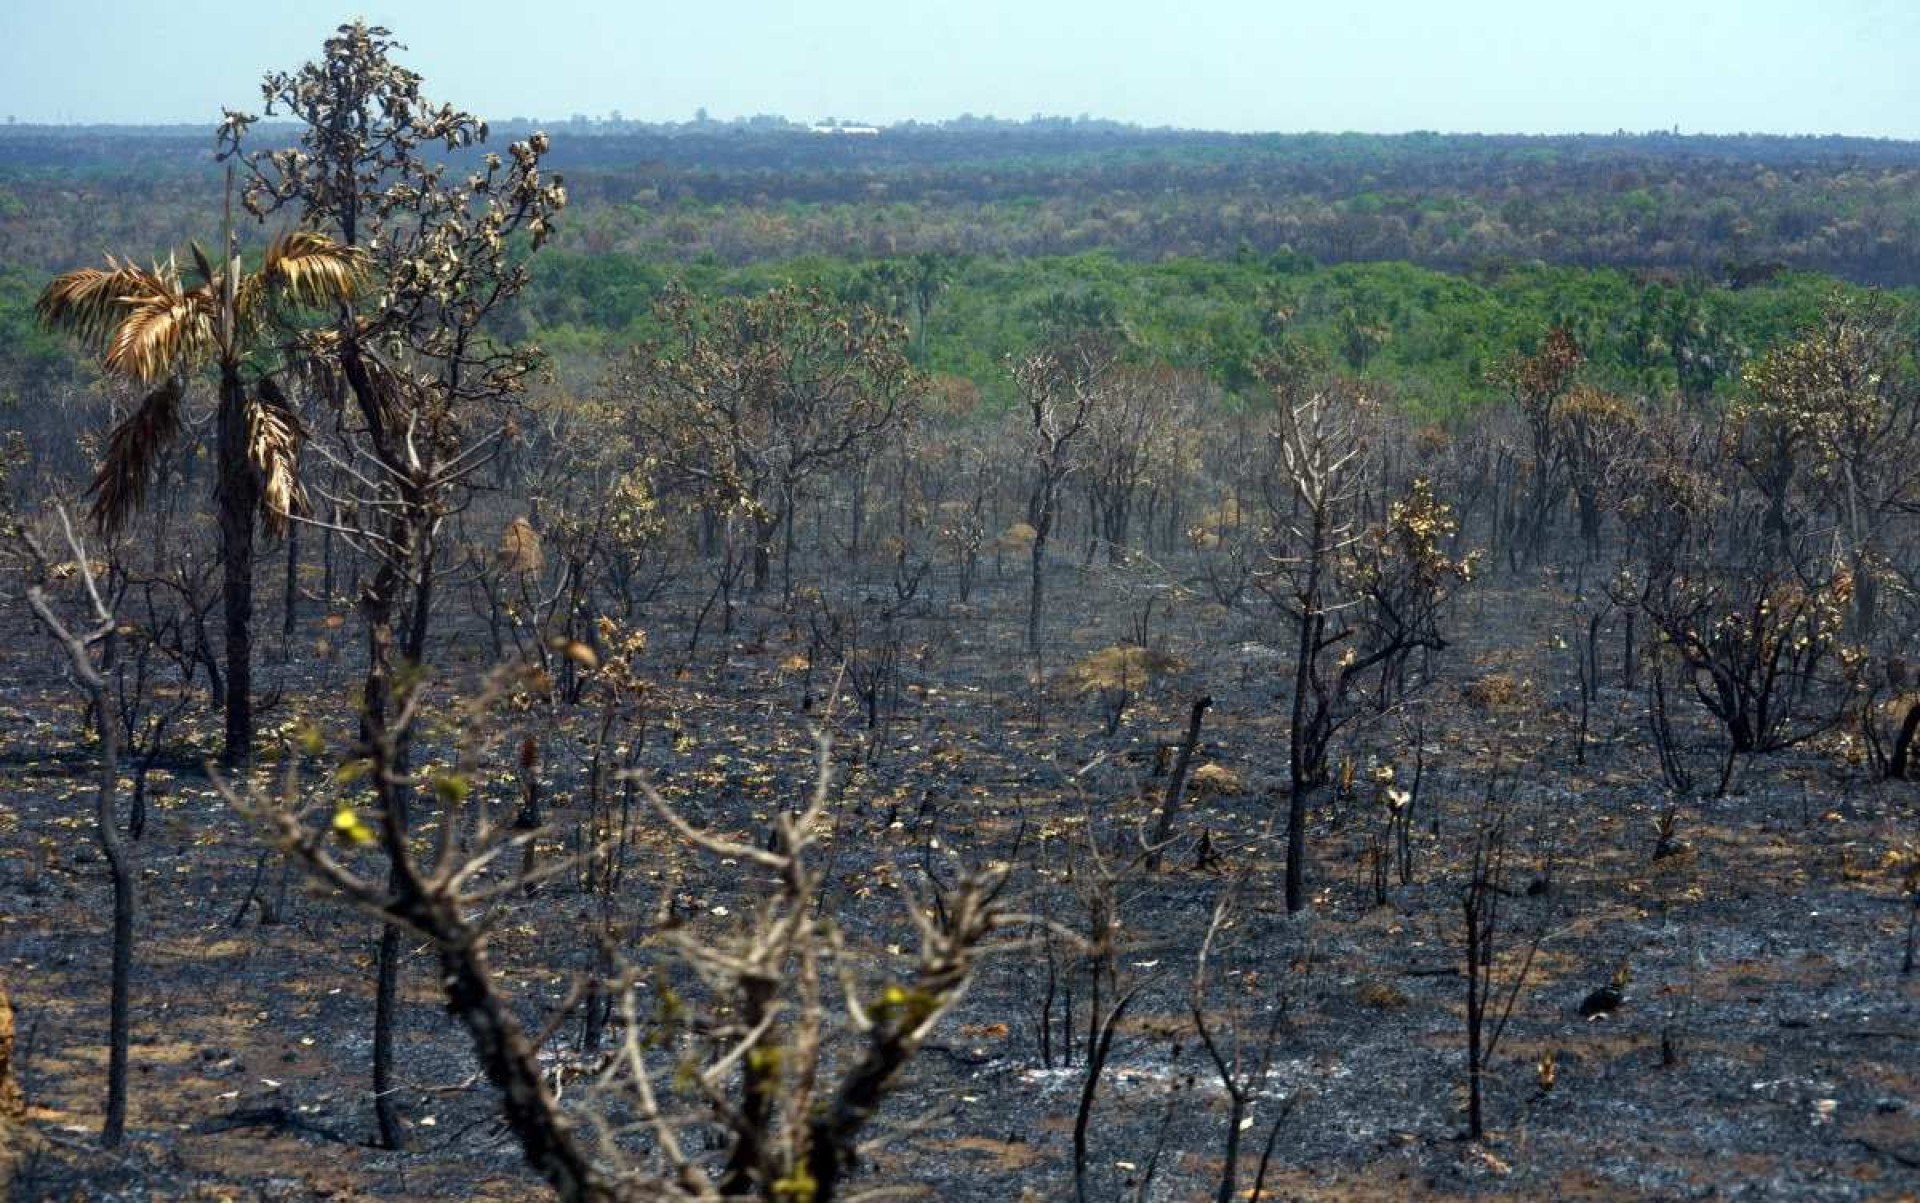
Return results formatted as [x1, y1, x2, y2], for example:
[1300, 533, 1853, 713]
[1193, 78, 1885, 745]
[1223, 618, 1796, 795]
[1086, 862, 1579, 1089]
[2, 0, 1918, 137]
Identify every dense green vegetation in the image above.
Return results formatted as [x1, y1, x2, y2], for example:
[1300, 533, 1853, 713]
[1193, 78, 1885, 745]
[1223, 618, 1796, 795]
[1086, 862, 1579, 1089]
[528, 249, 1889, 419]
[4, 229, 1897, 424]
[0, 265, 71, 394]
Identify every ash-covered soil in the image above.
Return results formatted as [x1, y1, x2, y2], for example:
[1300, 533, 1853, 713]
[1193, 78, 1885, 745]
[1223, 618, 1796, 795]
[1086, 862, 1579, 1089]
[2, 565, 1915, 1201]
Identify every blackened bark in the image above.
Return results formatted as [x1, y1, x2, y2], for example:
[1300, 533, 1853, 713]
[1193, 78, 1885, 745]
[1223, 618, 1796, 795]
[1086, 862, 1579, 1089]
[26, 585, 135, 1148]
[216, 370, 257, 768]
[283, 522, 300, 643]
[1889, 699, 1920, 780]
[1148, 696, 1212, 870]
[422, 913, 616, 1202]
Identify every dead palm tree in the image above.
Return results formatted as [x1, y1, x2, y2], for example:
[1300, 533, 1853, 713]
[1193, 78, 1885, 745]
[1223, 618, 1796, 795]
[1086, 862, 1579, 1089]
[38, 228, 363, 766]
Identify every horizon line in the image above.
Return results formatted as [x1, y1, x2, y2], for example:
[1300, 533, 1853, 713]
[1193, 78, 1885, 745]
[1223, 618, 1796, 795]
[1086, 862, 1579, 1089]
[1, 117, 1917, 145]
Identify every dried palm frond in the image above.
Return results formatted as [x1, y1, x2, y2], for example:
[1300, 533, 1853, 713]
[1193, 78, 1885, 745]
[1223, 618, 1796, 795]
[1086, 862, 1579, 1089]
[249, 377, 307, 536]
[88, 377, 184, 533]
[260, 229, 364, 310]
[106, 288, 216, 384]
[36, 258, 177, 354]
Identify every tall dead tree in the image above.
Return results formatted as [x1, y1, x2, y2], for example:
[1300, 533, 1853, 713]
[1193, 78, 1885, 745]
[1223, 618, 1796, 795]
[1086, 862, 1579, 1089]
[20, 509, 136, 1148]
[1012, 321, 1122, 659]
[1266, 388, 1366, 913]
[230, 20, 566, 1148]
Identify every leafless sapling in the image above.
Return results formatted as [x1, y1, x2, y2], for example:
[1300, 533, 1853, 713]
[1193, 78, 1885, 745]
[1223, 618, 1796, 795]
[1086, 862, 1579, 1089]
[18, 508, 137, 1148]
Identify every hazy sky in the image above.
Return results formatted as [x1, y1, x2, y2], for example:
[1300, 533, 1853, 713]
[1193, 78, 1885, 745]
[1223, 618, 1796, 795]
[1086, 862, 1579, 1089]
[3, 0, 1917, 136]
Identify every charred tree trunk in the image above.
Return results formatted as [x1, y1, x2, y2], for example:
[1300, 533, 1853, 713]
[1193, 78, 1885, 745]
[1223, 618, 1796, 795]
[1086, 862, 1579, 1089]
[365, 578, 408, 1151]
[27, 577, 135, 1149]
[215, 369, 257, 768]
[1148, 696, 1212, 871]
[1285, 508, 1329, 915]
[1889, 699, 1920, 781]
[282, 521, 301, 644]
[1027, 530, 1047, 660]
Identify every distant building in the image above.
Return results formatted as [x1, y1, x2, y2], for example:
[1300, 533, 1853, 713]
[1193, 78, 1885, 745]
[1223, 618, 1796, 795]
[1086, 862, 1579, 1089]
[809, 124, 880, 136]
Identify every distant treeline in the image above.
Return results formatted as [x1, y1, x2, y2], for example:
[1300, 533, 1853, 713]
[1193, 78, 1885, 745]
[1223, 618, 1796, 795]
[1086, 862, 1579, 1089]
[5, 126, 1920, 285]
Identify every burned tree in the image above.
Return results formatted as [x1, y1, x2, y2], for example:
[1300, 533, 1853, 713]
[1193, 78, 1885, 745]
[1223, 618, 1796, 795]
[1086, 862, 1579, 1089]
[1492, 325, 1583, 570]
[234, 707, 1016, 1202]
[1621, 402, 1866, 794]
[37, 225, 361, 766]
[626, 285, 919, 601]
[1078, 363, 1198, 566]
[1012, 301, 1125, 658]
[17, 509, 138, 1147]
[229, 20, 567, 1147]
[1262, 384, 1473, 913]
